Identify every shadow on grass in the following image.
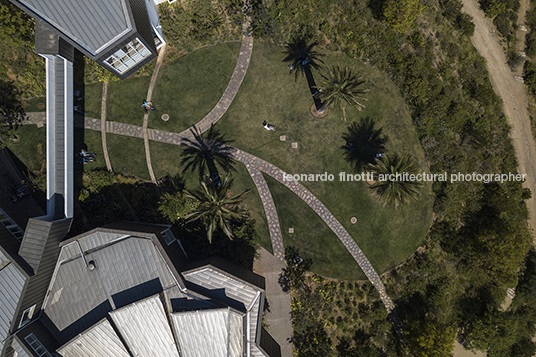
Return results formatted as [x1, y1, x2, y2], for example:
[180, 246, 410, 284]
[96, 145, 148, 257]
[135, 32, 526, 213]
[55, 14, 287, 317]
[342, 117, 388, 172]
[181, 125, 236, 180]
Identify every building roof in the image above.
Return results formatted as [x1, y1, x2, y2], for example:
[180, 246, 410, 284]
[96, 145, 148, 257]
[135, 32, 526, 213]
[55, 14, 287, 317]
[109, 295, 180, 357]
[14, 0, 132, 56]
[0, 224, 278, 357]
[171, 308, 244, 357]
[182, 265, 265, 352]
[57, 318, 129, 357]
[0, 251, 26, 352]
[43, 234, 180, 343]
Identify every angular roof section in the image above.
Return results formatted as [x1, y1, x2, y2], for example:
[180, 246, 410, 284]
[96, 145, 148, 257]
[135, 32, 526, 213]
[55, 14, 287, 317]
[14, 0, 132, 55]
[0, 256, 26, 352]
[57, 318, 130, 357]
[182, 266, 260, 311]
[109, 295, 180, 357]
[171, 308, 244, 357]
[182, 265, 267, 356]
[44, 235, 180, 343]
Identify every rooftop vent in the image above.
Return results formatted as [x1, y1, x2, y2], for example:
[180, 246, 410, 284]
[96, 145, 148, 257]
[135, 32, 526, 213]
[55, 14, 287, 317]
[88, 260, 97, 271]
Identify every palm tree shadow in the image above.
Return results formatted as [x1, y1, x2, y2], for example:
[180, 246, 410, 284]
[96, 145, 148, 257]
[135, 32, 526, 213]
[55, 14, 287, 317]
[342, 117, 388, 172]
[180, 125, 236, 180]
[282, 38, 324, 110]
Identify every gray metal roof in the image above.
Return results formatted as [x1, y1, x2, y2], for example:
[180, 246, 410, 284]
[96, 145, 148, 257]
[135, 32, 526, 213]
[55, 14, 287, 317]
[15, 0, 132, 55]
[77, 231, 129, 252]
[0, 261, 27, 351]
[171, 308, 244, 357]
[109, 295, 180, 357]
[163, 285, 217, 313]
[11, 336, 31, 357]
[44, 235, 178, 341]
[57, 319, 130, 357]
[182, 267, 260, 310]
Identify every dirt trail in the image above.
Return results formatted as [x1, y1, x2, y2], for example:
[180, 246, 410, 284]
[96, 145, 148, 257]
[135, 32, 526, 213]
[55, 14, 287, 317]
[462, 0, 536, 242]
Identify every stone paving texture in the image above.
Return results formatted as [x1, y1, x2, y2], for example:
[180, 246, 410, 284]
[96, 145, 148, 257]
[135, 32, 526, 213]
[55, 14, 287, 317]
[100, 81, 113, 172]
[246, 167, 285, 260]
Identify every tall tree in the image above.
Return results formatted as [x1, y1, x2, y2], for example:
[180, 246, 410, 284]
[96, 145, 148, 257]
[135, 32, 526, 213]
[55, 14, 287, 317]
[316, 65, 369, 119]
[180, 125, 236, 178]
[282, 39, 324, 81]
[183, 173, 250, 242]
[366, 153, 423, 207]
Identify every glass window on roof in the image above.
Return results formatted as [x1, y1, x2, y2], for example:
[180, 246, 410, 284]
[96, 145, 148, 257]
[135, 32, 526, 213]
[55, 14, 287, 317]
[104, 37, 151, 74]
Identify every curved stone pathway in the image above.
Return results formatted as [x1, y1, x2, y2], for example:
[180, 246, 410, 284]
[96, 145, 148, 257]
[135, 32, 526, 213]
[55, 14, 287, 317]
[177, 35, 253, 138]
[100, 81, 113, 172]
[246, 167, 285, 260]
[143, 43, 167, 184]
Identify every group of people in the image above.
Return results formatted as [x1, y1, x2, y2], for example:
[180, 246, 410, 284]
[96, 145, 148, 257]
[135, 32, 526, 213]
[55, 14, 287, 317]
[76, 149, 96, 164]
[142, 100, 156, 114]
[74, 90, 85, 115]
[11, 183, 27, 202]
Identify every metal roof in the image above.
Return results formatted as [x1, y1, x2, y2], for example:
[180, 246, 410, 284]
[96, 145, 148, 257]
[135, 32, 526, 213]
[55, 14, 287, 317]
[0, 260, 26, 351]
[182, 267, 260, 311]
[163, 285, 217, 313]
[14, 0, 132, 55]
[44, 235, 178, 342]
[11, 336, 31, 357]
[57, 319, 130, 357]
[109, 295, 180, 357]
[171, 308, 244, 357]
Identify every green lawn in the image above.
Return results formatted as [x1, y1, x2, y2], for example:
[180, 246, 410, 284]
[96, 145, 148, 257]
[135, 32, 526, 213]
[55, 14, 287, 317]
[149, 140, 271, 252]
[82, 42, 240, 131]
[215, 42, 434, 275]
[85, 82, 103, 119]
[265, 174, 364, 280]
[149, 42, 240, 133]
[6, 124, 47, 173]
[106, 134, 149, 180]
[23, 97, 46, 113]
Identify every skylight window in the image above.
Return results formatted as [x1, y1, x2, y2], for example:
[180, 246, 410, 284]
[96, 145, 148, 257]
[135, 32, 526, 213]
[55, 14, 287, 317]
[104, 38, 151, 74]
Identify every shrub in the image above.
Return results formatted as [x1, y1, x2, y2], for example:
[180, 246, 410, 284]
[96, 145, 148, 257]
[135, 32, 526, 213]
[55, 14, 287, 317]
[526, 31, 536, 57]
[493, 12, 511, 37]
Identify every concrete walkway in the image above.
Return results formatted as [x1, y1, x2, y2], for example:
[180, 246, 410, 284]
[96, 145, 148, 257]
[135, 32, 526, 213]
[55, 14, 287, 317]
[253, 248, 292, 357]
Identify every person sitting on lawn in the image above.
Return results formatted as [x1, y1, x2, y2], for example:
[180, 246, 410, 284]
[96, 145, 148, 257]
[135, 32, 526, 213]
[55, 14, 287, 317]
[263, 120, 276, 131]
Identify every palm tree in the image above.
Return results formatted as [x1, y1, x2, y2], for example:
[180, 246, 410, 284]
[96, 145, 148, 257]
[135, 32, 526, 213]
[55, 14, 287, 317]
[366, 153, 423, 207]
[183, 173, 250, 242]
[282, 38, 324, 110]
[181, 125, 236, 179]
[316, 65, 369, 120]
[342, 117, 388, 171]
[282, 39, 324, 81]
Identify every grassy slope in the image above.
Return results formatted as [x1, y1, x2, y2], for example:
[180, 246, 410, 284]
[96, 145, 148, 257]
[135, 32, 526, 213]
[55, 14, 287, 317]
[265, 174, 364, 280]
[215, 42, 433, 275]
